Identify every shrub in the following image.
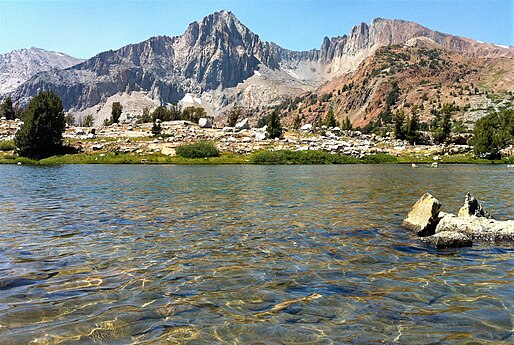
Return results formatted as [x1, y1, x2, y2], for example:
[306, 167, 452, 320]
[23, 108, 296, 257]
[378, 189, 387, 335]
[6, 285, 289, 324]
[14, 91, 66, 158]
[81, 114, 94, 127]
[0, 141, 15, 151]
[151, 121, 162, 136]
[251, 150, 359, 164]
[362, 153, 398, 164]
[181, 106, 206, 124]
[175, 141, 220, 158]
[227, 108, 240, 127]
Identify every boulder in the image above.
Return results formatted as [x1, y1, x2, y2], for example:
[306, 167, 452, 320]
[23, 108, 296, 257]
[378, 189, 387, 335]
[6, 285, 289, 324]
[458, 193, 493, 219]
[421, 231, 472, 248]
[255, 132, 267, 140]
[235, 118, 250, 130]
[198, 117, 212, 128]
[300, 124, 312, 131]
[402, 193, 442, 236]
[436, 213, 514, 242]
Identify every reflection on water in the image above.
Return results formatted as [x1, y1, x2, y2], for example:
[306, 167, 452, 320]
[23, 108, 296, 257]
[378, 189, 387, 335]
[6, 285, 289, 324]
[0, 164, 513, 344]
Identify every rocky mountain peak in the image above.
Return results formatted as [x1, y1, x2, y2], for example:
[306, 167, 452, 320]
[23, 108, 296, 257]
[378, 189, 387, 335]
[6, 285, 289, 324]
[0, 47, 83, 96]
[8, 12, 514, 118]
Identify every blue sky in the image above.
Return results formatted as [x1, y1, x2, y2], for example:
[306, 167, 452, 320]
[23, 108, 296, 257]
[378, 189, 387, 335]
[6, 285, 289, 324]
[0, 0, 512, 59]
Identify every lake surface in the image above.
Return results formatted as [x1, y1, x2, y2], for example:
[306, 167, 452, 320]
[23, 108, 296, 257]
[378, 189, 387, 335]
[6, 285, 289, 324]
[0, 164, 513, 344]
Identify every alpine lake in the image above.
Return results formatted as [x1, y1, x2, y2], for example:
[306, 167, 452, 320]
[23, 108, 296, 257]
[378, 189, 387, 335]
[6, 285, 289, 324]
[0, 164, 513, 344]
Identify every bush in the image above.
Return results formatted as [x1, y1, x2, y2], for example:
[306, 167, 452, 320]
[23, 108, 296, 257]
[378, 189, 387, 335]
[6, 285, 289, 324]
[473, 109, 513, 158]
[0, 141, 15, 151]
[227, 109, 240, 127]
[151, 121, 162, 136]
[181, 106, 206, 124]
[362, 153, 398, 164]
[175, 141, 220, 158]
[81, 114, 94, 127]
[14, 91, 66, 158]
[251, 150, 359, 164]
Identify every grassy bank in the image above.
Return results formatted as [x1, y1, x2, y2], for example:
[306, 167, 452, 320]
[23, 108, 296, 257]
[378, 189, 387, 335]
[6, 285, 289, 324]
[2, 149, 511, 165]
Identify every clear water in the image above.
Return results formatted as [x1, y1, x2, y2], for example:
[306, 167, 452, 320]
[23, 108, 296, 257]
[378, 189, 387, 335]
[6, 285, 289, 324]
[0, 164, 513, 344]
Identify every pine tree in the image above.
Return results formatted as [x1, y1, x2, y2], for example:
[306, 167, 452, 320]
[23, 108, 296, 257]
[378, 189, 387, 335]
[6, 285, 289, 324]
[393, 110, 406, 140]
[342, 116, 352, 130]
[324, 108, 337, 128]
[111, 102, 123, 123]
[0, 96, 15, 120]
[267, 110, 282, 139]
[14, 91, 65, 158]
[292, 115, 302, 130]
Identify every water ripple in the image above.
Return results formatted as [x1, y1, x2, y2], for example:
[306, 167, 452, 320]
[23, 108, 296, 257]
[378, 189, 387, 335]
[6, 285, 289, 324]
[0, 164, 512, 344]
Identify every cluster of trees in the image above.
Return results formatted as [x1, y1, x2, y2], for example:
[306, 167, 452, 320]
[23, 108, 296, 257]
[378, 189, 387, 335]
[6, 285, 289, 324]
[473, 109, 513, 158]
[140, 104, 207, 124]
[393, 109, 420, 144]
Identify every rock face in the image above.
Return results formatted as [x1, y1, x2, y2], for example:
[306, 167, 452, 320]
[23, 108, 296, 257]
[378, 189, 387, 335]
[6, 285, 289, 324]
[11, 11, 513, 114]
[404, 193, 514, 248]
[458, 192, 493, 219]
[402, 193, 442, 236]
[0, 47, 83, 96]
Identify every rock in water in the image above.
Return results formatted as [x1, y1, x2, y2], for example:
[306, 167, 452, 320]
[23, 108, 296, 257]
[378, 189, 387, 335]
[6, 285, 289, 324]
[402, 193, 442, 236]
[436, 214, 514, 242]
[458, 193, 493, 219]
[421, 231, 473, 248]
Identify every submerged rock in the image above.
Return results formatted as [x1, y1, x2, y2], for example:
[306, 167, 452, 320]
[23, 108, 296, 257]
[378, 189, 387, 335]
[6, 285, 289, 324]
[402, 193, 442, 237]
[421, 231, 472, 248]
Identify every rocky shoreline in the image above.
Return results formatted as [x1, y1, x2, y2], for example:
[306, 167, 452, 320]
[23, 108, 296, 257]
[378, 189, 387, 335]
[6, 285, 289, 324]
[0, 118, 484, 160]
[403, 193, 514, 248]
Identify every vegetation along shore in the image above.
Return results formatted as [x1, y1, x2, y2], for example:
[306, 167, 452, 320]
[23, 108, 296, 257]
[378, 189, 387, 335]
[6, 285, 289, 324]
[0, 91, 512, 165]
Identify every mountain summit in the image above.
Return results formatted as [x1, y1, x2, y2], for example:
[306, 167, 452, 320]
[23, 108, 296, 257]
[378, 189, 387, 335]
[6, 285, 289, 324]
[8, 11, 513, 120]
[0, 47, 83, 95]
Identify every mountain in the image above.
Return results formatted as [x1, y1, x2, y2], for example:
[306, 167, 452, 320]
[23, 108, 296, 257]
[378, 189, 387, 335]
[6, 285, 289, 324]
[0, 47, 83, 96]
[277, 42, 514, 130]
[10, 11, 514, 124]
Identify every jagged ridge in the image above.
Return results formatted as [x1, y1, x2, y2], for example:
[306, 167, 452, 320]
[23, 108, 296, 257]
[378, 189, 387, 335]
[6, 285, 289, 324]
[10, 11, 514, 114]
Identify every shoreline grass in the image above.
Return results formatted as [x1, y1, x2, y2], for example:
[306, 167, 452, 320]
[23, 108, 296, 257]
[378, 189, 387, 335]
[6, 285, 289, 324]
[1, 149, 511, 165]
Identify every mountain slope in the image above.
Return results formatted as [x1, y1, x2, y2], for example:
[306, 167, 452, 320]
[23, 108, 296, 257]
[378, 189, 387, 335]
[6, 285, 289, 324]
[278, 41, 514, 129]
[0, 47, 83, 96]
[11, 11, 514, 119]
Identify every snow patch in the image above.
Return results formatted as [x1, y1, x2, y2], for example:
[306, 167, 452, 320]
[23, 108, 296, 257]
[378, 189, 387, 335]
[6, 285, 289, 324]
[254, 70, 262, 77]
[494, 44, 509, 49]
